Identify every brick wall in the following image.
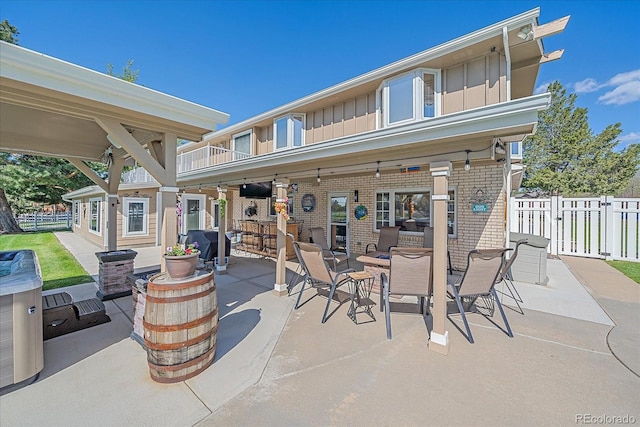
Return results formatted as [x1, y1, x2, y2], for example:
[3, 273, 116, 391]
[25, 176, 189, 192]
[227, 164, 507, 270]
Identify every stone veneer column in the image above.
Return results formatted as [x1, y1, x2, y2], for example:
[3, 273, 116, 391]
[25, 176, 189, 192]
[429, 161, 452, 355]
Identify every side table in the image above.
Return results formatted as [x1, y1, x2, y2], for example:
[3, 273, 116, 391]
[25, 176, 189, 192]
[346, 271, 376, 324]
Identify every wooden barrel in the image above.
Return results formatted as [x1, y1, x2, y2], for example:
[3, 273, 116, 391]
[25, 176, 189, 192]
[143, 270, 217, 383]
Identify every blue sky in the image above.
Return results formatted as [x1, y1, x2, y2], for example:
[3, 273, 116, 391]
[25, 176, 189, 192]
[3, 0, 639, 149]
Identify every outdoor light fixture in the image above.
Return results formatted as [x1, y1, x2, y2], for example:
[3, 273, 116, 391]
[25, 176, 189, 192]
[106, 134, 122, 149]
[494, 139, 506, 155]
[375, 161, 380, 178]
[517, 25, 533, 40]
[243, 178, 247, 189]
[273, 174, 278, 185]
[464, 150, 471, 172]
[317, 169, 321, 183]
[198, 185, 202, 193]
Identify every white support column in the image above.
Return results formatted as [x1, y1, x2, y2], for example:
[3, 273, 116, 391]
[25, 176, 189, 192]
[159, 186, 179, 272]
[603, 195, 615, 261]
[550, 195, 560, 256]
[215, 186, 228, 272]
[429, 161, 452, 355]
[273, 179, 290, 296]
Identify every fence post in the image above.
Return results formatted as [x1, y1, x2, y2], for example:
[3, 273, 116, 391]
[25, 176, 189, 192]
[67, 211, 71, 228]
[603, 195, 615, 261]
[33, 211, 38, 231]
[550, 196, 559, 256]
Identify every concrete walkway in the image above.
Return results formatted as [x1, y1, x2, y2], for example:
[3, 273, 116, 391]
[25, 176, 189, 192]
[1, 232, 638, 426]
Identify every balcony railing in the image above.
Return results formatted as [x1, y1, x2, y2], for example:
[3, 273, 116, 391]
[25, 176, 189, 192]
[121, 144, 251, 184]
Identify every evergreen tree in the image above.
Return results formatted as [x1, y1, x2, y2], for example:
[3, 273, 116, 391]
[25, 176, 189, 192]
[522, 81, 640, 196]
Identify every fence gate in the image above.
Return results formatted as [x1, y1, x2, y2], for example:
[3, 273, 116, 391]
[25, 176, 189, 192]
[510, 196, 640, 262]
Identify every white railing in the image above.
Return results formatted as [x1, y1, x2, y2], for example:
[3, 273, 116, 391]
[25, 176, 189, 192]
[16, 212, 72, 231]
[121, 144, 251, 183]
[510, 196, 640, 262]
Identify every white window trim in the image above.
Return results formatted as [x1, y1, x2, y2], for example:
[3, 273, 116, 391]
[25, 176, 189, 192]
[232, 129, 252, 155]
[374, 186, 457, 238]
[181, 193, 207, 234]
[273, 113, 306, 151]
[510, 140, 523, 159]
[380, 68, 442, 128]
[73, 200, 81, 228]
[89, 197, 102, 236]
[211, 199, 219, 231]
[122, 197, 149, 237]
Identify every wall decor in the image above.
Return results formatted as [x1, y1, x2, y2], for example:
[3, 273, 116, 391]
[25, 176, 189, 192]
[301, 194, 316, 212]
[354, 204, 368, 220]
[469, 187, 492, 213]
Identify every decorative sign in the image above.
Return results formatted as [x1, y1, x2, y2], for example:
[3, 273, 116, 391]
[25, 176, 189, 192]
[301, 194, 316, 212]
[287, 183, 298, 194]
[354, 205, 368, 220]
[400, 166, 421, 174]
[469, 187, 492, 214]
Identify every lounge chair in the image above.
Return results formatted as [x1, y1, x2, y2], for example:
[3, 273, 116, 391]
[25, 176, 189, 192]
[380, 248, 433, 339]
[292, 241, 354, 323]
[366, 226, 400, 254]
[308, 227, 350, 271]
[447, 248, 513, 343]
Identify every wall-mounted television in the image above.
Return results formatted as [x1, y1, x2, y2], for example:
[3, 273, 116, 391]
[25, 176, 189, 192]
[239, 182, 272, 199]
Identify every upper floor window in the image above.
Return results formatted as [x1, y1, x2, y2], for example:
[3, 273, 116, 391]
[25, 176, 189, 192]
[381, 69, 441, 127]
[511, 140, 523, 159]
[274, 114, 305, 150]
[232, 130, 252, 155]
[122, 197, 149, 237]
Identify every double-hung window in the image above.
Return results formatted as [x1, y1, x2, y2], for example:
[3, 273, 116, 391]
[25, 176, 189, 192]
[232, 130, 252, 157]
[274, 114, 305, 150]
[89, 197, 102, 235]
[122, 197, 148, 237]
[381, 69, 441, 127]
[374, 187, 457, 237]
[73, 200, 81, 228]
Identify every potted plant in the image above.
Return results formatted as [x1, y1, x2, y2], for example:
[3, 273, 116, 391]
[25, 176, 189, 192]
[274, 197, 290, 221]
[164, 242, 200, 279]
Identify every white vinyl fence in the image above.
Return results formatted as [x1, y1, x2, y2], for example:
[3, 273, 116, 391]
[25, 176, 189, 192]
[510, 196, 639, 262]
[16, 212, 72, 231]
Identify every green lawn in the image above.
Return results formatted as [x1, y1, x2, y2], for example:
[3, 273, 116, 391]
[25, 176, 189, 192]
[607, 260, 640, 284]
[0, 231, 94, 291]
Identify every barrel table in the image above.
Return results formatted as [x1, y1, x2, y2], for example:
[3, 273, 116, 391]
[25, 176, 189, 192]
[143, 270, 218, 383]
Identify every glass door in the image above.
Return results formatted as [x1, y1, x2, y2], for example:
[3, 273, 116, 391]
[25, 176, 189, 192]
[182, 194, 206, 234]
[328, 193, 349, 255]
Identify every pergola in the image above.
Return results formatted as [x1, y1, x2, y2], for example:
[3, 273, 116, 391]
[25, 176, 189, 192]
[0, 41, 229, 254]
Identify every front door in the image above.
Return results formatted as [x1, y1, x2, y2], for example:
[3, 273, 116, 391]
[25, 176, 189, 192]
[328, 192, 349, 255]
[182, 194, 206, 234]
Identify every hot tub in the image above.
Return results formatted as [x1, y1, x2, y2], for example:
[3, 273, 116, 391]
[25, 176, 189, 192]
[0, 250, 44, 390]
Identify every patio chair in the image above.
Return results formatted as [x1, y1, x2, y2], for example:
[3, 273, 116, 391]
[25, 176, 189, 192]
[447, 248, 513, 344]
[366, 226, 400, 254]
[422, 226, 453, 275]
[380, 248, 433, 340]
[292, 241, 355, 323]
[286, 233, 303, 295]
[495, 239, 528, 314]
[308, 227, 350, 271]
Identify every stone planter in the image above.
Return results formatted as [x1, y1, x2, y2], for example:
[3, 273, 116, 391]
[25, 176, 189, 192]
[163, 253, 198, 279]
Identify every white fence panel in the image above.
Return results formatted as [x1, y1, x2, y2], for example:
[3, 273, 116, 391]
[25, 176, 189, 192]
[510, 196, 640, 262]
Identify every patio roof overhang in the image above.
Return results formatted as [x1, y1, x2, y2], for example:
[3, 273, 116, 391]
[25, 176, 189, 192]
[178, 93, 549, 188]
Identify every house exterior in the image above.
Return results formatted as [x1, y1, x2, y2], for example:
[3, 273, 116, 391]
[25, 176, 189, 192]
[64, 8, 567, 273]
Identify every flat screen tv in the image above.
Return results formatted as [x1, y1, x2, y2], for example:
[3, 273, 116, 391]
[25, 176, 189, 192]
[240, 182, 272, 199]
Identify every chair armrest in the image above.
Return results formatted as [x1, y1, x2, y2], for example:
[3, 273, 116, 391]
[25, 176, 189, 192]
[365, 243, 377, 253]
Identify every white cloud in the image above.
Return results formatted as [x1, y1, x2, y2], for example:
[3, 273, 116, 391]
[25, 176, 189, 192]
[572, 69, 640, 106]
[599, 80, 640, 106]
[618, 132, 640, 149]
[534, 82, 550, 94]
[574, 78, 602, 93]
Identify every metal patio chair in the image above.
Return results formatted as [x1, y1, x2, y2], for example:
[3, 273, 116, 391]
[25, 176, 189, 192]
[422, 226, 453, 275]
[308, 227, 350, 271]
[380, 248, 433, 340]
[447, 248, 513, 343]
[496, 239, 528, 314]
[366, 226, 400, 255]
[292, 241, 354, 323]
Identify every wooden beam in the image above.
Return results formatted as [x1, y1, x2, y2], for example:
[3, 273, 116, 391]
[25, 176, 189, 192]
[540, 49, 564, 64]
[94, 117, 168, 184]
[534, 16, 570, 39]
[107, 157, 125, 194]
[68, 158, 109, 193]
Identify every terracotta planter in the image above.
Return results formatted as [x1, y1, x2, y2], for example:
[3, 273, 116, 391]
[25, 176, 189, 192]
[163, 253, 198, 279]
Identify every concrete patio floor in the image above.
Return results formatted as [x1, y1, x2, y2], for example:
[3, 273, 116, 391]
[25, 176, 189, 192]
[1, 232, 638, 426]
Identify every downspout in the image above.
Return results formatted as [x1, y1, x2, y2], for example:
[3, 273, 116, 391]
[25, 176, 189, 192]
[502, 26, 511, 101]
[505, 145, 512, 250]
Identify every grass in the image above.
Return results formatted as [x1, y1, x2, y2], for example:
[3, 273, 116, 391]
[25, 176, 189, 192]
[0, 231, 94, 291]
[607, 260, 640, 284]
